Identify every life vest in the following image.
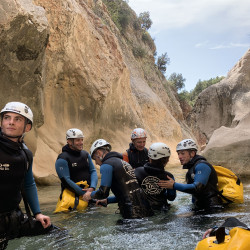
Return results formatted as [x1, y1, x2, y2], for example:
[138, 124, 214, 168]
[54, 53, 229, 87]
[54, 180, 89, 213]
[213, 165, 244, 204]
[100, 152, 153, 219]
[185, 155, 221, 208]
[195, 227, 250, 250]
[123, 143, 149, 169]
[135, 163, 176, 210]
[57, 145, 91, 185]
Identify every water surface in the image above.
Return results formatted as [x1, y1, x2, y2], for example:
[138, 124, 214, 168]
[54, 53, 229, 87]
[8, 167, 250, 250]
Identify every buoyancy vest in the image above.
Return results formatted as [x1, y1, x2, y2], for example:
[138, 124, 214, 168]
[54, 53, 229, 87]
[125, 143, 149, 169]
[135, 163, 175, 210]
[57, 145, 91, 186]
[0, 131, 32, 213]
[184, 155, 222, 208]
[102, 152, 153, 219]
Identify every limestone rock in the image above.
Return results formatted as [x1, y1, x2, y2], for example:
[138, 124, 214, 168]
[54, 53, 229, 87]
[189, 49, 250, 175]
[0, 0, 193, 184]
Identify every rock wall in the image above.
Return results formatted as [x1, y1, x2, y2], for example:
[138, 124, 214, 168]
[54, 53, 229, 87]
[0, 0, 189, 184]
[188, 49, 250, 176]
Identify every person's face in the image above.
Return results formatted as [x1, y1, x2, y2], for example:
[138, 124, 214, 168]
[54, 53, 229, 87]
[1, 112, 30, 142]
[68, 138, 83, 151]
[132, 138, 146, 151]
[177, 150, 195, 165]
[92, 149, 103, 166]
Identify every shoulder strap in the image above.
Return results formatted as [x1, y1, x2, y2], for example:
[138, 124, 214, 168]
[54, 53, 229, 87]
[126, 149, 132, 162]
[22, 143, 33, 171]
[20, 144, 34, 224]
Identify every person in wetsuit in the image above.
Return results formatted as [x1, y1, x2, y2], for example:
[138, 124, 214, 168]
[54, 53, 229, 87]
[0, 102, 51, 250]
[122, 128, 149, 169]
[158, 139, 222, 210]
[55, 128, 98, 204]
[135, 142, 176, 211]
[83, 139, 153, 219]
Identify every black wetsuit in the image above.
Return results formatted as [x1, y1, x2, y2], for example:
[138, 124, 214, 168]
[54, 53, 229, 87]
[123, 143, 149, 169]
[135, 163, 176, 210]
[0, 129, 51, 249]
[174, 155, 222, 210]
[91, 152, 153, 219]
[55, 144, 98, 195]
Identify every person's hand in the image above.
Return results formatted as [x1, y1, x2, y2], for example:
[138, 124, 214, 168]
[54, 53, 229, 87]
[82, 187, 95, 192]
[35, 213, 51, 228]
[202, 228, 213, 239]
[96, 199, 107, 207]
[82, 191, 92, 202]
[158, 175, 175, 189]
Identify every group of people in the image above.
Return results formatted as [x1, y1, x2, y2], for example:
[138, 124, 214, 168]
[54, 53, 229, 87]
[55, 126, 223, 217]
[0, 101, 224, 249]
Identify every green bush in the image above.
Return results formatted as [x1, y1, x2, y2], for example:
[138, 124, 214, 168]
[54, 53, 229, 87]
[132, 47, 146, 58]
[103, 0, 131, 32]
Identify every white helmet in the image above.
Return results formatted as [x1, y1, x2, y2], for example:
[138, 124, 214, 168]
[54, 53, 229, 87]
[131, 128, 147, 140]
[90, 139, 111, 158]
[66, 128, 84, 140]
[176, 139, 198, 151]
[148, 142, 171, 160]
[1, 102, 33, 125]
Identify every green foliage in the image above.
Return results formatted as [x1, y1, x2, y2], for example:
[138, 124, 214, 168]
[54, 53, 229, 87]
[188, 76, 224, 105]
[138, 11, 152, 30]
[177, 76, 225, 107]
[103, 0, 131, 32]
[157, 53, 170, 73]
[141, 31, 155, 49]
[168, 73, 186, 92]
[132, 46, 146, 58]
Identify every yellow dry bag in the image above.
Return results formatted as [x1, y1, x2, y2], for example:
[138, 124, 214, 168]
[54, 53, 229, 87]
[213, 165, 244, 204]
[195, 227, 250, 250]
[54, 180, 89, 213]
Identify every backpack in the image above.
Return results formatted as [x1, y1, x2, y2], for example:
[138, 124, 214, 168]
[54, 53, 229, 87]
[213, 165, 244, 204]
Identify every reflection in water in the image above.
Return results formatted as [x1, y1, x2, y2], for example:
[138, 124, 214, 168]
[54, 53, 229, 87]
[7, 170, 250, 250]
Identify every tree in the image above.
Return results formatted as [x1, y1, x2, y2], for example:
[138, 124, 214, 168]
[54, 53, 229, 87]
[138, 11, 152, 30]
[157, 53, 170, 73]
[168, 73, 186, 92]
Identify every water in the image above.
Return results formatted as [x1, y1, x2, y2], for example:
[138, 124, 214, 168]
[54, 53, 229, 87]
[7, 167, 250, 250]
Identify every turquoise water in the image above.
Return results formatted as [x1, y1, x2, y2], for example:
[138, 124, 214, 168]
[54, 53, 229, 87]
[7, 168, 250, 250]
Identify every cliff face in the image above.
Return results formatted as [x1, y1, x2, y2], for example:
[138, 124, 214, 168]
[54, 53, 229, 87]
[188, 49, 250, 176]
[0, 0, 189, 184]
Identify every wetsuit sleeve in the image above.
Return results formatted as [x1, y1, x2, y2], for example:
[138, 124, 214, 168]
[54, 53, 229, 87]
[107, 196, 117, 203]
[55, 158, 84, 196]
[24, 162, 41, 215]
[173, 163, 212, 194]
[88, 154, 98, 189]
[91, 164, 113, 199]
[122, 151, 129, 163]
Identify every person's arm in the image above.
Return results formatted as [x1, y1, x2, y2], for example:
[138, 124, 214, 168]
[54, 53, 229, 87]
[88, 154, 98, 189]
[24, 163, 51, 228]
[159, 163, 212, 194]
[55, 158, 84, 195]
[163, 174, 176, 201]
[90, 163, 113, 199]
[107, 196, 117, 203]
[24, 163, 41, 215]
